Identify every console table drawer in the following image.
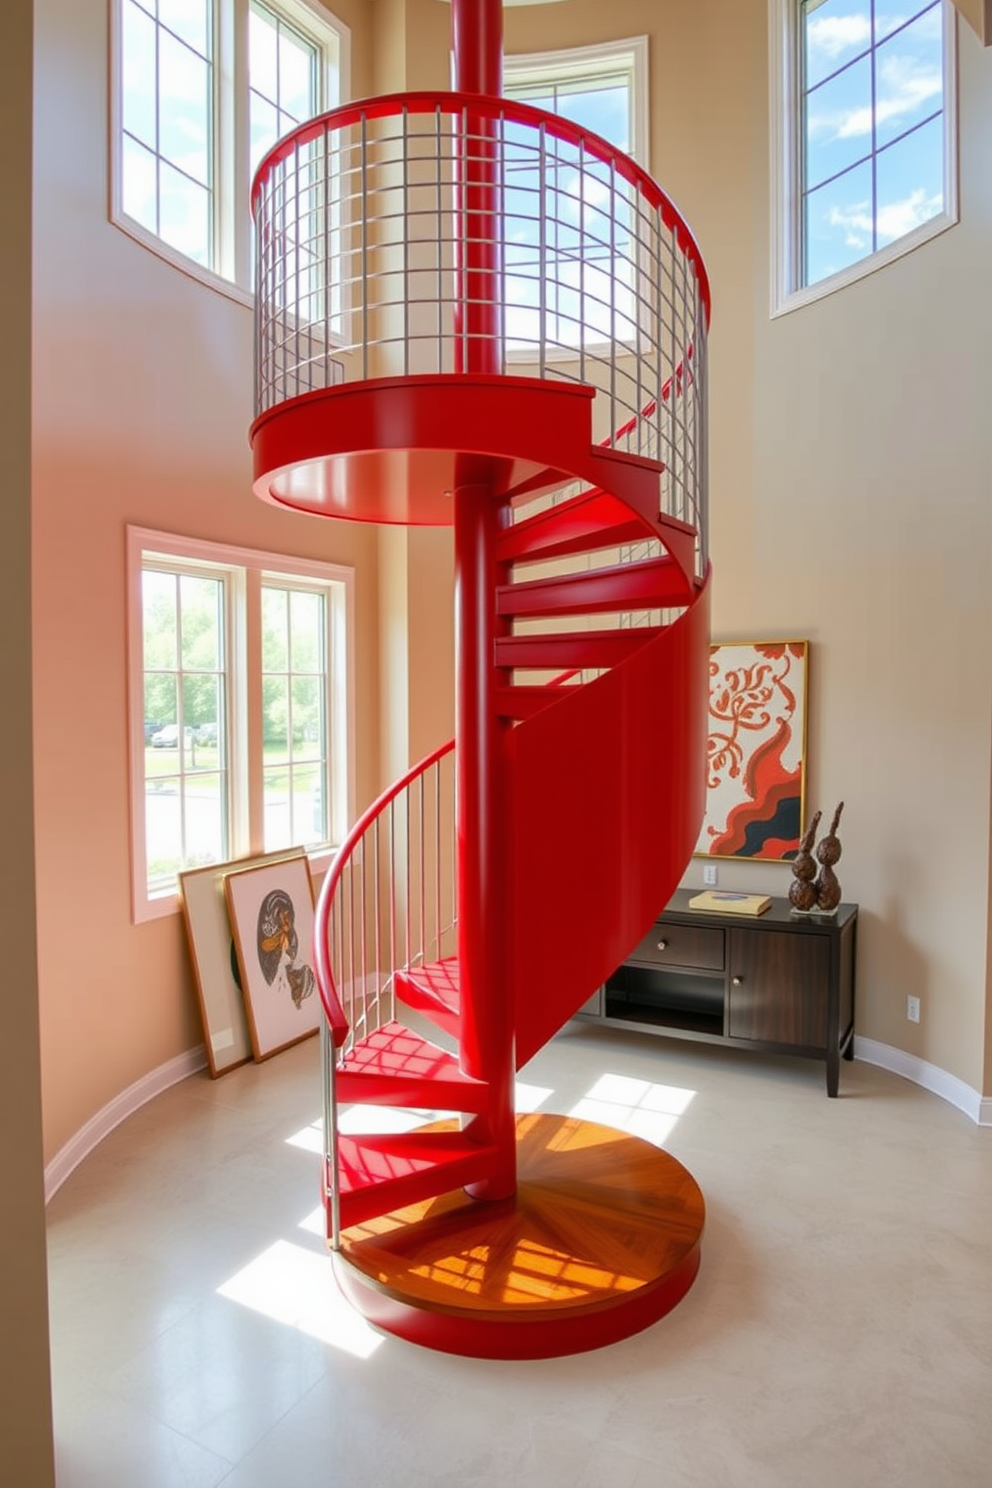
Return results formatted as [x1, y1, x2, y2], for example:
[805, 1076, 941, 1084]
[627, 921, 725, 972]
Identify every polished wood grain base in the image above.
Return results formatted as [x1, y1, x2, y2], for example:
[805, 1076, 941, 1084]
[332, 1112, 705, 1358]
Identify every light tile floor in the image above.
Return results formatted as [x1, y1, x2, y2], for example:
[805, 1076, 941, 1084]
[47, 1024, 992, 1488]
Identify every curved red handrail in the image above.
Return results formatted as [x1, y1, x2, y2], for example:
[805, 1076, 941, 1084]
[313, 737, 456, 1044]
[250, 89, 710, 326]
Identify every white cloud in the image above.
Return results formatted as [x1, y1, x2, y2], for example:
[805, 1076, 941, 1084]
[826, 197, 872, 249]
[808, 56, 941, 143]
[806, 12, 871, 62]
[826, 185, 942, 249]
[874, 186, 943, 241]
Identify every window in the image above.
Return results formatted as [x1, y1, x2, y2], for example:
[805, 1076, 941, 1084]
[501, 38, 648, 352]
[112, 0, 348, 300]
[128, 528, 353, 919]
[503, 37, 648, 165]
[770, 0, 957, 313]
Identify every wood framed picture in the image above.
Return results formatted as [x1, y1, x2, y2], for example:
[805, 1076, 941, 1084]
[224, 854, 321, 1061]
[179, 849, 309, 1077]
[695, 639, 809, 862]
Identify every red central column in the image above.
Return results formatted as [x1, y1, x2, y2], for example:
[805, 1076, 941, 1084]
[451, 0, 515, 1200]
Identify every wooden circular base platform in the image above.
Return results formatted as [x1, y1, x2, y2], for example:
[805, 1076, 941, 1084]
[332, 1112, 705, 1359]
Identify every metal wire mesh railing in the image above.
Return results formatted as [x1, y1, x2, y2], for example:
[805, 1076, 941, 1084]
[252, 90, 709, 549]
[314, 738, 456, 1064]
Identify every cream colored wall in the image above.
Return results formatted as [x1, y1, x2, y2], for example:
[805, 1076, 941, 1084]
[742, 9, 992, 1092]
[32, 0, 380, 1161]
[3, 2, 57, 1478]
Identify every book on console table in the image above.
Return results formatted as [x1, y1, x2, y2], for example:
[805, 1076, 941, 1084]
[687, 890, 772, 916]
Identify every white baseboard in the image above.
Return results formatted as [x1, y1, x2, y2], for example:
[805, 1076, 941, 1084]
[45, 1045, 208, 1203]
[855, 1037, 991, 1127]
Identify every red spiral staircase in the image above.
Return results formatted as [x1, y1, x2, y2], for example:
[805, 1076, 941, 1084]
[250, 6, 711, 1357]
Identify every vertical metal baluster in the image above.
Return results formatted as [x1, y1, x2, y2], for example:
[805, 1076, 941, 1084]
[578, 136, 586, 389]
[497, 110, 506, 376]
[402, 106, 410, 377]
[609, 155, 617, 435]
[360, 828, 368, 1031]
[388, 801, 396, 1016]
[634, 186, 643, 455]
[418, 772, 426, 967]
[434, 760, 442, 959]
[323, 131, 331, 389]
[347, 856, 356, 1035]
[360, 112, 369, 381]
[405, 786, 411, 973]
[672, 223, 678, 526]
[653, 213, 664, 489]
[451, 749, 458, 936]
[679, 241, 689, 525]
[690, 271, 698, 566]
[698, 311, 709, 577]
[373, 817, 382, 1027]
[538, 123, 546, 379]
[293, 139, 300, 402]
[435, 105, 443, 374]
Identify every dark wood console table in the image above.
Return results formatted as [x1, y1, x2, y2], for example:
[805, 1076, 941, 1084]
[581, 890, 858, 1096]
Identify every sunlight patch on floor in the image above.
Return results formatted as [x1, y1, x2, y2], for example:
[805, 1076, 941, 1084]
[217, 1239, 383, 1358]
[568, 1072, 696, 1146]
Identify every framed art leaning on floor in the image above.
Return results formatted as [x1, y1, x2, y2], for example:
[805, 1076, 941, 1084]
[225, 853, 321, 1061]
[179, 848, 309, 1076]
[695, 639, 809, 862]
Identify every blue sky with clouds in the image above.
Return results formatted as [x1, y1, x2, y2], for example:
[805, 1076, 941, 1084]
[802, 0, 945, 283]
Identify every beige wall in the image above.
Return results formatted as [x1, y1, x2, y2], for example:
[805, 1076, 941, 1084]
[3, 1, 56, 1480]
[32, 0, 381, 1160]
[745, 7, 992, 1091]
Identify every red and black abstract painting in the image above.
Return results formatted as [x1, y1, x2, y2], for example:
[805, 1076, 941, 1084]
[695, 640, 808, 862]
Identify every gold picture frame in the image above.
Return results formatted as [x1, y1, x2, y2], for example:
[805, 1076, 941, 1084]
[224, 853, 321, 1061]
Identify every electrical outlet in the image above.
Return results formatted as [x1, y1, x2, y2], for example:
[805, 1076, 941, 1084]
[907, 995, 921, 1024]
[703, 864, 718, 887]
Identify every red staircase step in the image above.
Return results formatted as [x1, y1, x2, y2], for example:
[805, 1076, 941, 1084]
[328, 1129, 501, 1232]
[496, 555, 691, 619]
[337, 1019, 486, 1112]
[395, 959, 461, 1040]
[497, 489, 648, 564]
[495, 627, 665, 672]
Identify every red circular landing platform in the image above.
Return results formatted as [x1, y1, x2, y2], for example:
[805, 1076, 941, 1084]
[332, 1112, 705, 1359]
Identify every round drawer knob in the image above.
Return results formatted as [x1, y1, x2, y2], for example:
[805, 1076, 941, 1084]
[656, 939, 668, 951]
[732, 975, 743, 986]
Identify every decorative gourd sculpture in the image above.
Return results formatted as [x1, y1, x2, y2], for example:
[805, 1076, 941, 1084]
[814, 802, 844, 914]
[788, 809, 821, 913]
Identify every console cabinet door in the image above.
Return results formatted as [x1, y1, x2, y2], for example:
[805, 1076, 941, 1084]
[727, 928, 829, 1050]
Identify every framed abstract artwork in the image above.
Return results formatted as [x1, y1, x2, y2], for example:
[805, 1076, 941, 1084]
[179, 848, 309, 1076]
[225, 854, 321, 1061]
[695, 640, 809, 862]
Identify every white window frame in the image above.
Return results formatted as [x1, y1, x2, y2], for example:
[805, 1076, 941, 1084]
[769, 0, 958, 317]
[109, 0, 350, 307]
[127, 526, 355, 922]
[503, 36, 649, 168]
